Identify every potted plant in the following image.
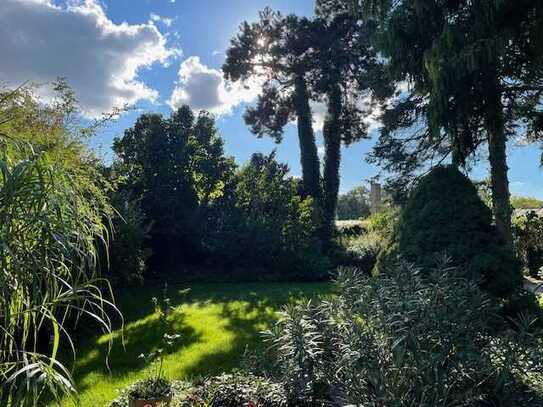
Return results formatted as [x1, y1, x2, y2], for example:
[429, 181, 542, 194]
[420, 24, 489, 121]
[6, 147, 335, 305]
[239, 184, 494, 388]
[128, 290, 180, 407]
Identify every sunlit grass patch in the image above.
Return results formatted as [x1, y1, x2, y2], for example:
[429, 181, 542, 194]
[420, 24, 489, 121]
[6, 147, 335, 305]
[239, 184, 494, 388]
[58, 282, 330, 406]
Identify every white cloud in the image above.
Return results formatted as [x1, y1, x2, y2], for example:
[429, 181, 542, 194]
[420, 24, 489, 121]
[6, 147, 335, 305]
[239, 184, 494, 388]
[0, 0, 180, 117]
[317, 145, 325, 159]
[310, 95, 382, 135]
[168, 56, 262, 116]
[311, 101, 328, 133]
[150, 12, 173, 27]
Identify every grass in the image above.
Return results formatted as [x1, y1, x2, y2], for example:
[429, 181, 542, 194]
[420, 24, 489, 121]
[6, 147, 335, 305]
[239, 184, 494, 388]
[56, 282, 330, 407]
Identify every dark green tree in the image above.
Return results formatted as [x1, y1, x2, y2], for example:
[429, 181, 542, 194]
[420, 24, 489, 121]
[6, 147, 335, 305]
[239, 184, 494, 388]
[225, 7, 391, 245]
[223, 9, 322, 199]
[378, 166, 520, 297]
[355, 0, 543, 247]
[112, 106, 234, 269]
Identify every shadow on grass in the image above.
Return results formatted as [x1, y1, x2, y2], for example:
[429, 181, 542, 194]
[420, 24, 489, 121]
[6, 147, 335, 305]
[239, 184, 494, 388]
[67, 291, 201, 395]
[61, 281, 330, 402]
[173, 282, 331, 379]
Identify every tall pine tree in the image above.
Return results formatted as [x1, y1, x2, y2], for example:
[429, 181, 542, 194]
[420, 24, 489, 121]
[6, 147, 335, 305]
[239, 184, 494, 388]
[223, 9, 322, 199]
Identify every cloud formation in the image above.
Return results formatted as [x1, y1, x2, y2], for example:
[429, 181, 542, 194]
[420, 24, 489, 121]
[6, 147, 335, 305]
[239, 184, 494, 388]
[310, 96, 382, 135]
[169, 56, 262, 116]
[150, 12, 173, 27]
[0, 0, 179, 117]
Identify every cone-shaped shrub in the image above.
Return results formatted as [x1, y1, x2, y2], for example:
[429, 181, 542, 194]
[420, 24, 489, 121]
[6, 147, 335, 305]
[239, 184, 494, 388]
[379, 165, 520, 297]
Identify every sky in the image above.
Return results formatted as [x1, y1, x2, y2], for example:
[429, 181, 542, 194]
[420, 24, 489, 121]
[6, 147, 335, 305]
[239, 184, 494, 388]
[1, 0, 542, 197]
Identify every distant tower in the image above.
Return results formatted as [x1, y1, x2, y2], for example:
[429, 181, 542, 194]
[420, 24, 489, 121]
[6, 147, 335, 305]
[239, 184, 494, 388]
[370, 181, 382, 214]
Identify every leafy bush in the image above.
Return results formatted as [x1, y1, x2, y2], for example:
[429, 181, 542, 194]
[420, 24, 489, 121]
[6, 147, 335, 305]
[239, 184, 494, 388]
[512, 195, 543, 209]
[107, 191, 150, 285]
[338, 208, 399, 273]
[336, 186, 371, 220]
[204, 152, 329, 280]
[112, 107, 236, 271]
[265, 260, 543, 406]
[378, 166, 520, 297]
[176, 373, 288, 407]
[127, 378, 171, 400]
[513, 211, 543, 278]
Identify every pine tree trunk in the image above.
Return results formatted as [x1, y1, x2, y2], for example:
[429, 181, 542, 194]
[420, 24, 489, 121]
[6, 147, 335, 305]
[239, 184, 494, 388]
[293, 75, 321, 199]
[322, 84, 342, 245]
[487, 126, 513, 248]
[485, 73, 513, 249]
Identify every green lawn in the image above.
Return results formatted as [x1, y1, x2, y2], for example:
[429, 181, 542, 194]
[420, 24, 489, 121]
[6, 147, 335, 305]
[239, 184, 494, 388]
[57, 282, 330, 407]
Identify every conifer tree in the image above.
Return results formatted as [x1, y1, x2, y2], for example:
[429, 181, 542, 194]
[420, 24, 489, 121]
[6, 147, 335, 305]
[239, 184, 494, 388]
[352, 0, 543, 246]
[223, 9, 322, 199]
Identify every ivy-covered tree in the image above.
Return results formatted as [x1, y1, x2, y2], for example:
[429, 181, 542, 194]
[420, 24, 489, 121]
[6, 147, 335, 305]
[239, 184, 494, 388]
[313, 3, 391, 242]
[225, 6, 391, 245]
[356, 0, 543, 247]
[223, 8, 322, 199]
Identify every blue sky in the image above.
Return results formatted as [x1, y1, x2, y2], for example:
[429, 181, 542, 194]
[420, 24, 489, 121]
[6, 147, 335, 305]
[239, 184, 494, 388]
[1, 0, 542, 197]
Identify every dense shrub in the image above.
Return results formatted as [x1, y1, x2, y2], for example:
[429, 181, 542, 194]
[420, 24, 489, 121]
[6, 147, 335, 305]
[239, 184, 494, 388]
[378, 166, 520, 297]
[338, 208, 399, 273]
[175, 374, 288, 407]
[112, 107, 235, 271]
[513, 211, 543, 278]
[265, 261, 543, 406]
[512, 195, 543, 209]
[204, 152, 329, 280]
[106, 192, 150, 285]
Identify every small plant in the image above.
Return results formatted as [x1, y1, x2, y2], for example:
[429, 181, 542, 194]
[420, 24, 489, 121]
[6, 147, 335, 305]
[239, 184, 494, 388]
[127, 287, 181, 405]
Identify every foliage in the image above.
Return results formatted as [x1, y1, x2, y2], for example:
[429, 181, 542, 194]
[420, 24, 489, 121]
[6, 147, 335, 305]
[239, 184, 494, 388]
[338, 208, 399, 274]
[512, 195, 543, 209]
[106, 190, 150, 285]
[378, 166, 520, 297]
[336, 186, 370, 220]
[204, 152, 329, 280]
[513, 211, 543, 278]
[265, 261, 543, 406]
[224, 7, 391, 245]
[175, 373, 288, 407]
[223, 8, 322, 199]
[314, 9, 392, 244]
[0, 85, 119, 406]
[126, 378, 171, 401]
[362, 0, 543, 245]
[109, 374, 288, 407]
[112, 107, 235, 271]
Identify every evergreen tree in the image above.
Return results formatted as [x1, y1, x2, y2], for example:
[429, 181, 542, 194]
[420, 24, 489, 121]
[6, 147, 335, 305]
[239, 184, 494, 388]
[225, 6, 391, 245]
[223, 9, 322, 199]
[353, 0, 543, 246]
